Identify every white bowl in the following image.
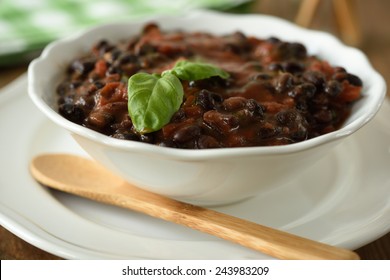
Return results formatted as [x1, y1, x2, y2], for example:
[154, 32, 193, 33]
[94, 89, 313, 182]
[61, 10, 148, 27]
[28, 10, 386, 206]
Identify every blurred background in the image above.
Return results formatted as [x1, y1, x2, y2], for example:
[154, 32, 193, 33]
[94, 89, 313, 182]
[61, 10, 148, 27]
[1, 0, 389, 90]
[0, 0, 389, 259]
[0, 0, 252, 66]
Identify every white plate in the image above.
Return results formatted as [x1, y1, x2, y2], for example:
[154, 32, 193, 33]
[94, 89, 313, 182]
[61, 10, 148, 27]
[1, 75, 389, 259]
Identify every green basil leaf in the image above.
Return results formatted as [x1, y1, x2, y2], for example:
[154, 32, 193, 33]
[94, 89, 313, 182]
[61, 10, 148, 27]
[127, 72, 183, 133]
[165, 60, 230, 81]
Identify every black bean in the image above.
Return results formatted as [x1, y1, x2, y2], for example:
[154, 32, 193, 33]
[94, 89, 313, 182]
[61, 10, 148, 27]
[158, 140, 177, 148]
[251, 73, 272, 81]
[69, 81, 82, 90]
[291, 82, 317, 98]
[192, 76, 231, 88]
[119, 54, 138, 64]
[56, 83, 69, 96]
[333, 71, 348, 82]
[268, 63, 283, 72]
[242, 61, 263, 72]
[334, 66, 346, 73]
[86, 85, 97, 95]
[224, 31, 249, 54]
[224, 43, 243, 54]
[246, 99, 265, 118]
[223, 97, 247, 111]
[324, 80, 342, 97]
[140, 134, 154, 143]
[111, 49, 122, 61]
[121, 63, 140, 77]
[276, 110, 298, 126]
[220, 76, 234, 87]
[69, 59, 95, 75]
[99, 103, 128, 121]
[275, 73, 294, 93]
[235, 109, 253, 125]
[112, 131, 139, 141]
[302, 83, 317, 98]
[95, 40, 109, 49]
[197, 135, 220, 149]
[173, 125, 201, 143]
[311, 93, 329, 106]
[188, 80, 197, 87]
[291, 129, 308, 141]
[93, 81, 105, 89]
[170, 108, 186, 122]
[258, 123, 278, 139]
[346, 73, 363, 87]
[231, 31, 247, 41]
[111, 119, 132, 131]
[95, 40, 112, 54]
[62, 95, 75, 105]
[296, 98, 308, 112]
[289, 43, 307, 59]
[196, 89, 223, 110]
[59, 104, 85, 123]
[74, 95, 93, 109]
[137, 43, 156, 55]
[333, 72, 362, 87]
[267, 37, 281, 44]
[203, 110, 238, 135]
[302, 71, 325, 88]
[277, 42, 307, 60]
[142, 22, 159, 34]
[87, 111, 115, 128]
[314, 110, 333, 123]
[107, 65, 121, 75]
[281, 61, 304, 74]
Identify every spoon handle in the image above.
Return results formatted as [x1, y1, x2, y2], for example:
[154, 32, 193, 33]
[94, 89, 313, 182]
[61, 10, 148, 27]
[106, 186, 359, 260]
[30, 154, 359, 260]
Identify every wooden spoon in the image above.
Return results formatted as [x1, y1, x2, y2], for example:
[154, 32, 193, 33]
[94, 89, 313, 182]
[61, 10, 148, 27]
[30, 153, 359, 260]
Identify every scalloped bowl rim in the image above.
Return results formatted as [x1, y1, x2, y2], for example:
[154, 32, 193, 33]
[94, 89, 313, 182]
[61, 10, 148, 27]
[28, 10, 386, 160]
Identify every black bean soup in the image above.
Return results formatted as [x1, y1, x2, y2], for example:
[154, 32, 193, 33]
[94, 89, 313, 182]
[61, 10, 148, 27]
[57, 23, 362, 149]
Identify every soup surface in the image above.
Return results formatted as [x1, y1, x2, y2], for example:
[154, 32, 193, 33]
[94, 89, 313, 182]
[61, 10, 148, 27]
[57, 23, 362, 148]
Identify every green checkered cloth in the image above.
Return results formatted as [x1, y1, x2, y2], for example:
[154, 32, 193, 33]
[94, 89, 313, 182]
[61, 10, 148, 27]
[0, 0, 252, 66]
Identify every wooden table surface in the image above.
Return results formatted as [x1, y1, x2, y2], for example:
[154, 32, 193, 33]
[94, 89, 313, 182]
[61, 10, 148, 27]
[1, 0, 389, 260]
